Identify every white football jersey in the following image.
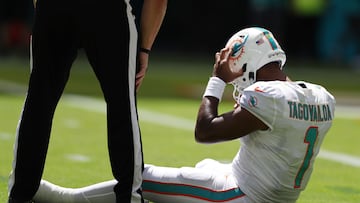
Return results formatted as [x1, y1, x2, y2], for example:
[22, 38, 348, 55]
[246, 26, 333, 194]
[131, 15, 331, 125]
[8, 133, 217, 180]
[232, 81, 335, 202]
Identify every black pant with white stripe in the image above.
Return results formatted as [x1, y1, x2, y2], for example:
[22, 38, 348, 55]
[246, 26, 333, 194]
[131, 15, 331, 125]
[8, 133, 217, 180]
[8, 0, 144, 202]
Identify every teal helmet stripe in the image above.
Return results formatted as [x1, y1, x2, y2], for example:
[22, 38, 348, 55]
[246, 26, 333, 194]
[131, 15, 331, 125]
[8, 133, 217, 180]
[256, 27, 278, 50]
[143, 180, 245, 202]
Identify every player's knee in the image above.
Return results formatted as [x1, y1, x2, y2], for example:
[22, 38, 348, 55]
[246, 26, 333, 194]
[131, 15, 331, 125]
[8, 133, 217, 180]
[179, 167, 213, 183]
[195, 158, 220, 169]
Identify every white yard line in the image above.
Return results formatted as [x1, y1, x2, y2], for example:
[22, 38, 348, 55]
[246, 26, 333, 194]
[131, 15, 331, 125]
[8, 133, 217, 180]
[335, 105, 360, 119]
[319, 150, 360, 167]
[64, 94, 195, 131]
[0, 133, 11, 140]
[63, 95, 360, 168]
[65, 154, 91, 163]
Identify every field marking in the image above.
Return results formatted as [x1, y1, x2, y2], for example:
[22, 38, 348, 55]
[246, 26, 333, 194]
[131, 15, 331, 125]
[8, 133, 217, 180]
[319, 150, 360, 167]
[63, 95, 360, 168]
[0, 80, 27, 95]
[65, 154, 91, 162]
[0, 133, 11, 141]
[335, 105, 360, 119]
[63, 95, 196, 131]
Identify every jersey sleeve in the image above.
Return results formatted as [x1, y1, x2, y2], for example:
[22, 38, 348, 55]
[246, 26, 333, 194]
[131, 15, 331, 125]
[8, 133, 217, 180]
[239, 83, 283, 130]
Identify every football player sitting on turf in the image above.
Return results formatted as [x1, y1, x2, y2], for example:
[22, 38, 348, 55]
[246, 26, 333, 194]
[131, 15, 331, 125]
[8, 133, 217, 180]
[33, 27, 335, 203]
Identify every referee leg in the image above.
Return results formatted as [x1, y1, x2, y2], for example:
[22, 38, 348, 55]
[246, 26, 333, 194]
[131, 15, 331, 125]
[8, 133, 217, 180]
[81, 0, 142, 202]
[8, 2, 79, 201]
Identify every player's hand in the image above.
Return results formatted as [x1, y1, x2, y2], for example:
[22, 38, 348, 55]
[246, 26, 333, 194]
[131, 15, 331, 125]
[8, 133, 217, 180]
[212, 47, 243, 83]
[135, 52, 149, 92]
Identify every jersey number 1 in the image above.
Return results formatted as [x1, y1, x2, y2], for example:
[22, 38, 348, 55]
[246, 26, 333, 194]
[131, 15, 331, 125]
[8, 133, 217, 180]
[294, 126, 319, 188]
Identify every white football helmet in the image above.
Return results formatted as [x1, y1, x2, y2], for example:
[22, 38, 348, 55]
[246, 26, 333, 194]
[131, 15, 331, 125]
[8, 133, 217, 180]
[225, 27, 286, 103]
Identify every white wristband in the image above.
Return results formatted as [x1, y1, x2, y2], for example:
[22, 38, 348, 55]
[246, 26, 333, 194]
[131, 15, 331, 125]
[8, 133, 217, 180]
[203, 77, 226, 101]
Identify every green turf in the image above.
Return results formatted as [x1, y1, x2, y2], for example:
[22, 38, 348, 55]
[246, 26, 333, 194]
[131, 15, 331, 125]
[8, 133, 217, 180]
[1, 56, 360, 202]
[1, 95, 360, 202]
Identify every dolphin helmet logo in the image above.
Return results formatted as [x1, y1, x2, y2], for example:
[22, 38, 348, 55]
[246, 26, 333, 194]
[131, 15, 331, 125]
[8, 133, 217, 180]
[230, 34, 248, 59]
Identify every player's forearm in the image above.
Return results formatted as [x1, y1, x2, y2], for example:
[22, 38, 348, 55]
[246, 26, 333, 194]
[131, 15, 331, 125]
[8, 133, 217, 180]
[140, 0, 167, 49]
[195, 97, 221, 143]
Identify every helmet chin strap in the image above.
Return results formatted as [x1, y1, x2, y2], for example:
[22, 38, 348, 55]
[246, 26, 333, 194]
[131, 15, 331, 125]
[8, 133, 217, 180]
[231, 71, 257, 105]
[231, 79, 242, 104]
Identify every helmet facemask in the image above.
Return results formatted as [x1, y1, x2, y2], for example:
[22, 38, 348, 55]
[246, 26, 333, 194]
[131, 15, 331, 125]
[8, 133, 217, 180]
[230, 64, 256, 104]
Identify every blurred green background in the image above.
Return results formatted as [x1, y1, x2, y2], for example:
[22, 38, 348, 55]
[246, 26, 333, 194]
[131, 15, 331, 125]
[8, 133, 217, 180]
[1, 0, 360, 68]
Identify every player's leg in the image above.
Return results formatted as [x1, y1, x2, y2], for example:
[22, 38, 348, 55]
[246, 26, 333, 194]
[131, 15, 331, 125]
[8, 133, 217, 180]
[33, 161, 248, 203]
[8, 1, 79, 201]
[143, 163, 248, 203]
[80, 0, 141, 202]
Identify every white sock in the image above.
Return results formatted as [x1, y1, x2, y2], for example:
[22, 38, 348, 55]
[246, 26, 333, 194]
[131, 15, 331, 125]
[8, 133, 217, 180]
[34, 179, 126, 203]
[76, 180, 117, 203]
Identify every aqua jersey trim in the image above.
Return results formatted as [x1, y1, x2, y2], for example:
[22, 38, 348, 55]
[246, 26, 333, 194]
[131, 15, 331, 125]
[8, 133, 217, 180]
[142, 180, 246, 202]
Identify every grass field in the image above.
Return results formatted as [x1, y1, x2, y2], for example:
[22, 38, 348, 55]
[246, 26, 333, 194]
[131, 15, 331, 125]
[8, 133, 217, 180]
[1, 55, 360, 202]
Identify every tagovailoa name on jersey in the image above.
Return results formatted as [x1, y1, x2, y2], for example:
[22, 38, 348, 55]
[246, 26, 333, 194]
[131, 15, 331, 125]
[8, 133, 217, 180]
[287, 101, 333, 122]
